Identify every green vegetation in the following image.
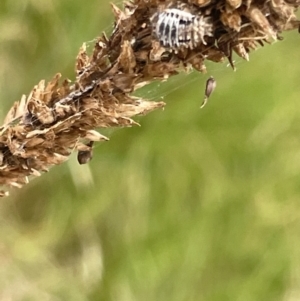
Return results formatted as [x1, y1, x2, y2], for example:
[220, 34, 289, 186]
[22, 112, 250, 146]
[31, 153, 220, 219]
[0, 0, 300, 300]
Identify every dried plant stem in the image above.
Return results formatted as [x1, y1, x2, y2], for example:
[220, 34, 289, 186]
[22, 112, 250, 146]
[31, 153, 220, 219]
[0, 0, 299, 196]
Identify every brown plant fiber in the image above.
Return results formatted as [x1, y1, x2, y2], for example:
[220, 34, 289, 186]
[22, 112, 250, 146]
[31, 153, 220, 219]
[0, 0, 299, 196]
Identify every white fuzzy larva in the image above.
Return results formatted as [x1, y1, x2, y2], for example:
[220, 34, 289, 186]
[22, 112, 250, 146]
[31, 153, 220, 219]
[151, 8, 213, 50]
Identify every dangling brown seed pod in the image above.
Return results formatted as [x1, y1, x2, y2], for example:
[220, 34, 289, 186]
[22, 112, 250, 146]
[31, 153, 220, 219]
[201, 76, 216, 108]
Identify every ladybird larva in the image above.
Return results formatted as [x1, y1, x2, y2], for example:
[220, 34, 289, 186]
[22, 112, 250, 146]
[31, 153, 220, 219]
[151, 8, 213, 50]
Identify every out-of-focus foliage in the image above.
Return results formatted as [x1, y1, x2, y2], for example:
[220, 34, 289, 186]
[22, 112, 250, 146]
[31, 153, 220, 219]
[0, 0, 300, 300]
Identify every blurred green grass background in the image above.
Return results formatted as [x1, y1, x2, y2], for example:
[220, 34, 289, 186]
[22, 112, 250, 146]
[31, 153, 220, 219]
[0, 0, 300, 300]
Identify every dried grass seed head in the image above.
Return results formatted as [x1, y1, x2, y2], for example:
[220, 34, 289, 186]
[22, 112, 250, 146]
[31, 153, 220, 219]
[0, 0, 299, 195]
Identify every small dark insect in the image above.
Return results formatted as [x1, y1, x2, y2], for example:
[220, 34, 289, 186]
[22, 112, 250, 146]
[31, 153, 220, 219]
[201, 76, 216, 108]
[151, 8, 213, 50]
[77, 141, 94, 165]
